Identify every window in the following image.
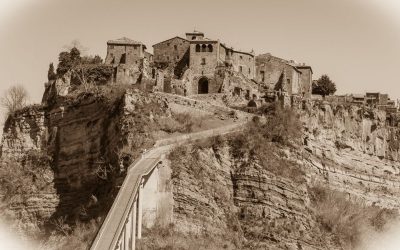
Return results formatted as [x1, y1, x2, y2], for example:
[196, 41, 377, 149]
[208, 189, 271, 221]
[192, 36, 196, 40]
[201, 58, 206, 65]
[207, 44, 213, 52]
[176, 56, 179, 60]
[120, 53, 126, 64]
[167, 43, 170, 46]
[260, 70, 265, 82]
[201, 44, 207, 52]
[196, 44, 200, 52]
[240, 56, 243, 60]
[174, 45, 177, 50]
[248, 68, 251, 74]
[167, 56, 170, 61]
[239, 66, 243, 72]
[287, 79, 291, 84]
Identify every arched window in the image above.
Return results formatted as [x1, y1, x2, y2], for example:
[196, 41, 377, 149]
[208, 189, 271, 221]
[201, 44, 207, 52]
[192, 36, 196, 40]
[196, 44, 200, 52]
[207, 44, 213, 52]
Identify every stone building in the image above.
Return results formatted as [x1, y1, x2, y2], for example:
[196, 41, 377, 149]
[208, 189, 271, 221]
[152, 31, 256, 96]
[296, 64, 313, 98]
[255, 53, 312, 98]
[153, 37, 190, 67]
[104, 37, 149, 84]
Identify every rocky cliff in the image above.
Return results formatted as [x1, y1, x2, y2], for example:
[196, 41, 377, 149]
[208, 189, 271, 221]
[139, 102, 400, 250]
[302, 102, 400, 209]
[0, 87, 170, 237]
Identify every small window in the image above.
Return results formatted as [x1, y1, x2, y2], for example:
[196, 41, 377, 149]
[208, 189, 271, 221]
[248, 68, 251, 74]
[201, 58, 206, 65]
[176, 56, 179, 60]
[201, 44, 207, 52]
[174, 45, 177, 50]
[287, 79, 291, 84]
[207, 44, 213, 52]
[196, 44, 200, 52]
[240, 56, 243, 60]
[120, 53, 126, 64]
[167, 43, 170, 46]
[167, 56, 170, 61]
[239, 66, 243, 72]
[192, 36, 196, 40]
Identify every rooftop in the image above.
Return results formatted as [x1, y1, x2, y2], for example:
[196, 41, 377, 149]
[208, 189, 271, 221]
[107, 37, 145, 47]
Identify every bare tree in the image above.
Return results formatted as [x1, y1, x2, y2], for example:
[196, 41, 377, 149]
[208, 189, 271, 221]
[0, 85, 29, 115]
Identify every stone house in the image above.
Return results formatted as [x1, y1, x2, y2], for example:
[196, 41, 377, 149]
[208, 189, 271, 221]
[366, 92, 389, 107]
[104, 37, 149, 84]
[255, 53, 312, 98]
[296, 64, 313, 98]
[152, 31, 256, 96]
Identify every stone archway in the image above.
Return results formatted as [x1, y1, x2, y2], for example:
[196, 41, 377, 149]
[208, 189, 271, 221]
[198, 77, 209, 94]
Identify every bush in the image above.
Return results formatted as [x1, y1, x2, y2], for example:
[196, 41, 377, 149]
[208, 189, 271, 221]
[309, 185, 398, 248]
[40, 219, 100, 250]
[0, 150, 53, 199]
[137, 224, 238, 250]
[227, 107, 305, 183]
[157, 112, 207, 134]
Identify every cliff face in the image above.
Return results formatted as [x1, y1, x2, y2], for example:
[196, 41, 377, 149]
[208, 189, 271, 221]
[168, 142, 332, 250]
[301, 102, 400, 208]
[161, 103, 400, 249]
[0, 89, 169, 234]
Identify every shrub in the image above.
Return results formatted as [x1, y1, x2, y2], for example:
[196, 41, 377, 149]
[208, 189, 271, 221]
[0, 150, 53, 199]
[227, 108, 305, 183]
[40, 219, 100, 250]
[309, 185, 398, 248]
[137, 224, 238, 250]
[157, 112, 208, 134]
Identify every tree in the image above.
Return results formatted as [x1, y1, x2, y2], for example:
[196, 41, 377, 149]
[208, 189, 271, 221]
[0, 85, 29, 114]
[48, 63, 56, 81]
[56, 47, 82, 76]
[312, 74, 337, 96]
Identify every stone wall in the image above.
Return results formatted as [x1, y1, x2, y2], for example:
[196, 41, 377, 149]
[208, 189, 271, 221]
[256, 54, 300, 95]
[153, 37, 190, 66]
[105, 44, 144, 65]
[297, 67, 313, 98]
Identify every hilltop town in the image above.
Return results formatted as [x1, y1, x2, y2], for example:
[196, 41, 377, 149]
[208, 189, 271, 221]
[2, 30, 400, 250]
[58, 30, 398, 122]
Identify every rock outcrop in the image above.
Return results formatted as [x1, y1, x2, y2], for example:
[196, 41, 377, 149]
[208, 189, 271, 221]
[301, 102, 400, 209]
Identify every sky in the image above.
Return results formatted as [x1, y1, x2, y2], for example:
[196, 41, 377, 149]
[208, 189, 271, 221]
[0, 0, 399, 105]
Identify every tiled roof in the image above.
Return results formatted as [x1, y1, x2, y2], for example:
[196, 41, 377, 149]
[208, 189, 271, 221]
[107, 37, 143, 45]
[152, 36, 188, 47]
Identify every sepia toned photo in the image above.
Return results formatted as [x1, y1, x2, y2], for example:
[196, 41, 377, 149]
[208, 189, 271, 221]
[0, 0, 400, 249]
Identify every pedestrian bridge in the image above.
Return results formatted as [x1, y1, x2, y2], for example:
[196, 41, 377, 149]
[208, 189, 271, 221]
[91, 122, 247, 250]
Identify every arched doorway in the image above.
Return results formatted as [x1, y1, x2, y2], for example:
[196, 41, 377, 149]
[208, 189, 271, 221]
[198, 77, 209, 94]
